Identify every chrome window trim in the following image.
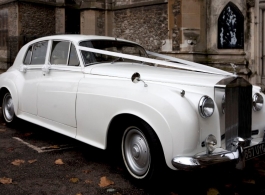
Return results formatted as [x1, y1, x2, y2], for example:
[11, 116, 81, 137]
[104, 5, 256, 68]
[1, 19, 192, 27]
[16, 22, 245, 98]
[30, 41, 49, 65]
[49, 39, 71, 66]
[22, 45, 33, 65]
[66, 42, 71, 65]
[23, 40, 49, 65]
[49, 65, 82, 72]
[68, 43, 80, 66]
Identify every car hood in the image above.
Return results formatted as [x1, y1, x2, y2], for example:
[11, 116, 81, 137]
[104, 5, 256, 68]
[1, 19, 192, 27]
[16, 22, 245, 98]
[87, 63, 231, 87]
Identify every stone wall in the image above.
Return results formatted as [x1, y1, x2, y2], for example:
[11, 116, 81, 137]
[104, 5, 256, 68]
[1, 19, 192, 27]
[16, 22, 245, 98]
[172, 0, 181, 51]
[19, 2, 55, 36]
[56, 8, 64, 34]
[113, 4, 168, 52]
[114, 0, 157, 6]
[0, 3, 18, 38]
[0, 2, 18, 69]
[96, 11, 105, 36]
[80, 10, 105, 35]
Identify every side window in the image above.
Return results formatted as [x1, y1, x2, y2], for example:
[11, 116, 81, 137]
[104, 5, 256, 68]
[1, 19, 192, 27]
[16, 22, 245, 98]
[81, 50, 96, 65]
[31, 41, 48, 65]
[23, 46, 32, 65]
[68, 44, 79, 66]
[50, 41, 70, 65]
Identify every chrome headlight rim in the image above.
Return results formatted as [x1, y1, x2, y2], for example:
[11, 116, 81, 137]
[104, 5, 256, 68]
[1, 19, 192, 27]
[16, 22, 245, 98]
[198, 96, 215, 118]
[253, 93, 263, 112]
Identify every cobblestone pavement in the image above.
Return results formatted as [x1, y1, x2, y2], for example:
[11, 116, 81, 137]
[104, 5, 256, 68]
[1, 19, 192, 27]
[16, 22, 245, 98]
[0, 115, 265, 195]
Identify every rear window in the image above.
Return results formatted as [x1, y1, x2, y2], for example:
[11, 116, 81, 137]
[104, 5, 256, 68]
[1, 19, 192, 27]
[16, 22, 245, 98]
[23, 41, 48, 65]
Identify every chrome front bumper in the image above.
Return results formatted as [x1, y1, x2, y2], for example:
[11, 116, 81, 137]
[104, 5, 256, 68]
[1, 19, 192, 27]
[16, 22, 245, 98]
[172, 135, 265, 170]
[172, 149, 240, 170]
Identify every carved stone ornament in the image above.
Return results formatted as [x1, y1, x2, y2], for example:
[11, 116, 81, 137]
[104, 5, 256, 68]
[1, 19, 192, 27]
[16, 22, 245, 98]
[246, 0, 255, 7]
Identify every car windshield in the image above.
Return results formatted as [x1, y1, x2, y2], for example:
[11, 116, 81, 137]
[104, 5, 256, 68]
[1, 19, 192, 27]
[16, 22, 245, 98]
[79, 40, 148, 66]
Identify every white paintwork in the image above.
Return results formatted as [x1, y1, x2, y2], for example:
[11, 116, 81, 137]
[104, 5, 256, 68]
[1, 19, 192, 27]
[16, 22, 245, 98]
[37, 66, 83, 129]
[0, 35, 264, 171]
[18, 65, 42, 115]
[88, 63, 227, 87]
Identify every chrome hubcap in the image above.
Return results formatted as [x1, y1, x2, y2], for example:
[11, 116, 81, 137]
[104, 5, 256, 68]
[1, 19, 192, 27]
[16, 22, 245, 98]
[122, 127, 150, 178]
[3, 93, 14, 122]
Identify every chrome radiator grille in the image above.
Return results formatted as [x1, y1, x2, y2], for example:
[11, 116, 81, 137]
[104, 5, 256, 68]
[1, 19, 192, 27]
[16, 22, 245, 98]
[215, 77, 252, 151]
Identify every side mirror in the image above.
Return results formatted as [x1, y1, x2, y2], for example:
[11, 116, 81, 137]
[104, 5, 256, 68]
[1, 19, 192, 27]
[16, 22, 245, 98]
[131, 72, 147, 87]
[131, 72, 140, 83]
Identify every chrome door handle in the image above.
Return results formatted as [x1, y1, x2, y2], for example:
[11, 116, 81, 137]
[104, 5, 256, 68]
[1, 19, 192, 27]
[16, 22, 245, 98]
[19, 65, 28, 73]
[42, 64, 51, 75]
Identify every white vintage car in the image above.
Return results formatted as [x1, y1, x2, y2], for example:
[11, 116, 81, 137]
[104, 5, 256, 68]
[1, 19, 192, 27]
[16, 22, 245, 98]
[0, 35, 265, 182]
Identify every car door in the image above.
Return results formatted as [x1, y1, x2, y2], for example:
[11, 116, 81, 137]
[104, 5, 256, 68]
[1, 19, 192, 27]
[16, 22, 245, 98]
[37, 40, 83, 138]
[18, 41, 49, 115]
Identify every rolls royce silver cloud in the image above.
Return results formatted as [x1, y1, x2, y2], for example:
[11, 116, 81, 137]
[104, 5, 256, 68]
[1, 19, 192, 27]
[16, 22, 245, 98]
[0, 35, 264, 183]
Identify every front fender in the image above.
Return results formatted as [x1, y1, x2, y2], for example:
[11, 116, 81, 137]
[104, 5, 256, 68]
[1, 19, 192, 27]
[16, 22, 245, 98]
[76, 76, 202, 169]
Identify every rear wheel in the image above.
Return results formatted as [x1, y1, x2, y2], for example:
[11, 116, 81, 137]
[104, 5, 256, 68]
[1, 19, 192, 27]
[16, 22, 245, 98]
[2, 92, 16, 124]
[121, 120, 165, 184]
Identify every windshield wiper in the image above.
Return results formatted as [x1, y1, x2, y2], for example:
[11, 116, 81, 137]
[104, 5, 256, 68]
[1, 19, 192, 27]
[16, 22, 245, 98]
[85, 62, 100, 66]
[111, 57, 124, 64]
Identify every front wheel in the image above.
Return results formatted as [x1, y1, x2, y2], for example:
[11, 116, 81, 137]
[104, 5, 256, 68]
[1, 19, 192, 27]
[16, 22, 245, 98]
[121, 121, 165, 183]
[2, 92, 16, 124]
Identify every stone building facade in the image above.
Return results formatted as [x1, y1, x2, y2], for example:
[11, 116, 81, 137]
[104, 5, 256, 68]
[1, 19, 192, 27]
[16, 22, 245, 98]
[0, 0, 265, 87]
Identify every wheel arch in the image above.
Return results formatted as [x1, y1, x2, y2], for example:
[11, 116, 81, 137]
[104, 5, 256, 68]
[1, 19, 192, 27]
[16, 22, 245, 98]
[106, 113, 168, 167]
[0, 87, 9, 107]
[0, 82, 19, 115]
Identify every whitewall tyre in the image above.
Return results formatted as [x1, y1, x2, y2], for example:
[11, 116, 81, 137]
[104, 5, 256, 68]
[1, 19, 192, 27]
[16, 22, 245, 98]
[2, 92, 16, 124]
[122, 126, 151, 179]
[121, 121, 165, 184]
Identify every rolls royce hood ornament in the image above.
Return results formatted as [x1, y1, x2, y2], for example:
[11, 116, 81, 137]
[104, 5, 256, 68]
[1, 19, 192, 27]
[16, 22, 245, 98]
[230, 63, 237, 75]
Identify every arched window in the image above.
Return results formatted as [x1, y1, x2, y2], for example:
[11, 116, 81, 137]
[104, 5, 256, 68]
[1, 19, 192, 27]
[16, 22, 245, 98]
[218, 2, 244, 49]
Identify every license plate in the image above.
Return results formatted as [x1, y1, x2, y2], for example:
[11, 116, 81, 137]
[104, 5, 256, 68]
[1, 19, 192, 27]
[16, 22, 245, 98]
[244, 143, 265, 160]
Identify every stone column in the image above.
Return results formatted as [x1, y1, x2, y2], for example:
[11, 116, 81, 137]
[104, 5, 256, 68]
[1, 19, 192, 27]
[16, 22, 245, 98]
[55, 8, 65, 34]
[80, 10, 96, 35]
[80, 10, 106, 36]
[180, 0, 203, 52]
[105, 10, 113, 36]
[55, 0, 65, 34]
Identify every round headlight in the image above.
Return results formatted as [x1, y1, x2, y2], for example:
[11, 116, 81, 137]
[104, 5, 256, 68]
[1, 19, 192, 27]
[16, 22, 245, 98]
[198, 96, 215, 118]
[253, 93, 263, 111]
[205, 134, 217, 154]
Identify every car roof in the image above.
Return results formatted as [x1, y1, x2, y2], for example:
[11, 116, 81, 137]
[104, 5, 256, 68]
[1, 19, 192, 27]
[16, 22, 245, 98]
[27, 34, 138, 45]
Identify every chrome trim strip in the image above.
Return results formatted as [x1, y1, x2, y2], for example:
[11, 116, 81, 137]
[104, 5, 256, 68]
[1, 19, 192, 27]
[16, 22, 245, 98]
[23, 65, 42, 70]
[50, 65, 82, 72]
[66, 42, 71, 65]
[29, 45, 33, 64]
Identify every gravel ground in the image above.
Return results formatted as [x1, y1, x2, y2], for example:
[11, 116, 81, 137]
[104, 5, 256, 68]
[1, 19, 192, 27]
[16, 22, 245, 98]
[0, 115, 265, 195]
